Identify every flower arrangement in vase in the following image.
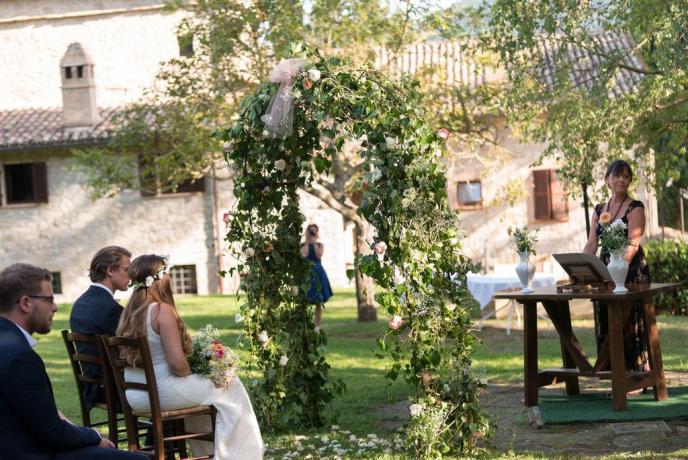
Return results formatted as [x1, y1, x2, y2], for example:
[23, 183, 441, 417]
[508, 226, 538, 293]
[597, 213, 629, 293]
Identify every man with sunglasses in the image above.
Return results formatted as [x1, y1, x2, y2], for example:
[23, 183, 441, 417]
[70, 246, 132, 411]
[0, 263, 144, 459]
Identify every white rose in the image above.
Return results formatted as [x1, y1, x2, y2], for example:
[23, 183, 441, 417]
[409, 403, 424, 417]
[385, 136, 398, 150]
[279, 354, 289, 366]
[443, 384, 451, 393]
[370, 167, 382, 183]
[258, 330, 269, 344]
[234, 313, 244, 323]
[223, 140, 234, 153]
[145, 276, 154, 287]
[291, 286, 299, 296]
[308, 68, 321, 81]
[319, 135, 334, 149]
[243, 247, 255, 257]
[274, 159, 286, 171]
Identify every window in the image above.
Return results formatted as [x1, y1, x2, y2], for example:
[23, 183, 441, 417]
[178, 34, 194, 58]
[456, 181, 482, 209]
[65, 67, 73, 79]
[76, 65, 84, 78]
[3, 162, 48, 205]
[170, 265, 198, 294]
[51, 272, 62, 295]
[532, 169, 568, 222]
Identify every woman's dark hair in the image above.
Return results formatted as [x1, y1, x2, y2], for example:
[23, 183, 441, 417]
[605, 160, 633, 180]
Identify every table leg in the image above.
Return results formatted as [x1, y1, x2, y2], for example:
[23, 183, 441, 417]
[608, 299, 628, 411]
[555, 301, 580, 395]
[523, 301, 538, 407]
[643, 294, 668, 401]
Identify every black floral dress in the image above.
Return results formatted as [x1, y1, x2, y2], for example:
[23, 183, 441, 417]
[593, 200, 651, 371]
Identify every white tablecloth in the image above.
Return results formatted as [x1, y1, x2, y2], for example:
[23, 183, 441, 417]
[467, 272, 557, 309]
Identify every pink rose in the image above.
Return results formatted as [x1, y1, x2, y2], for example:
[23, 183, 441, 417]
[373, 241, 387, 255]
[388, 314, 403, 330]
[223, 212, 231, 224]
[436, 128, 451, 140]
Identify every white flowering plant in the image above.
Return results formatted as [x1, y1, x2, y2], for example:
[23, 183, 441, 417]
[599, 218, 629, 253]
[507, 226, 538, 255]
[187, 324, 240, 390]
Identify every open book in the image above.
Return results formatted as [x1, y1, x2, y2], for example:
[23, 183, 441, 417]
[553, 253, 612, 284]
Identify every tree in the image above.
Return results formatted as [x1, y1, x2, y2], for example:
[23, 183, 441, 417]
[483, 0, 688, 205]
[74, 0, 442, 322]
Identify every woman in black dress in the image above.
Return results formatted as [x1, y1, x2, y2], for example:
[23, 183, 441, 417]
[582, 160, 651, 372]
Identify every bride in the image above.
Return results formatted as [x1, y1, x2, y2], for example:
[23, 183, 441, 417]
[116, 254, 264, 459]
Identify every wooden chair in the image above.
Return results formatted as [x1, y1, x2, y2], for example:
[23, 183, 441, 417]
[101, 335, 216, 460]
[61, 330, 121, 442]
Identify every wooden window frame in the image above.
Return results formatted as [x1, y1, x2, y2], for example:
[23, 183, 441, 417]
[170, 265, 198, 295]
[2, 162, 48, 205]
[456, 180, 483, 210]
[51, 272, 63, 295]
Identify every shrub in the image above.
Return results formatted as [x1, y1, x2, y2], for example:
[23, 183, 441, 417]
[644, 239, 688, 315]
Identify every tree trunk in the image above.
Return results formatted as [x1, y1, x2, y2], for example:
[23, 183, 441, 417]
[354, 220, 377, 322]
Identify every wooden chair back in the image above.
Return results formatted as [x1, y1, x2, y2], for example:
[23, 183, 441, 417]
[101, 335, 215, 459]
[61, 330, 119, 442]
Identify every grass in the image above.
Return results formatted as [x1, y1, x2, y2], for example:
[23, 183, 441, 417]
[38, 289, 688, 459]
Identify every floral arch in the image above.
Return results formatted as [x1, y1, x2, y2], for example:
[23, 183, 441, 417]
[220, 44, 488, 455]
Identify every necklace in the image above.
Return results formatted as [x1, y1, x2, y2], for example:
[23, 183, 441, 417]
[605, 194, 628, 223]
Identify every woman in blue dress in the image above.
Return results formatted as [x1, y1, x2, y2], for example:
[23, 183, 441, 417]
[300, 224, 333, 329]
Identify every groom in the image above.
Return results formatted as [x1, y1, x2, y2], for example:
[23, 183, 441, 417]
[70, 246, 132, 410]
[0, 263, 144, 460]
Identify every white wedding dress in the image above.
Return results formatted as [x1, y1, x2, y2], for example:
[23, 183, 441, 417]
[124, 304, 264, 459]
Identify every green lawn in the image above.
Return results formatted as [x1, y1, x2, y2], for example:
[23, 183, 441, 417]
[39, 290, 688, 459]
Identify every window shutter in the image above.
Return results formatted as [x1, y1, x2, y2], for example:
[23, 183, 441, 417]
[550, 170, 569, 222]
[533, 170, 552, 220]
[32, 162, 48, 203]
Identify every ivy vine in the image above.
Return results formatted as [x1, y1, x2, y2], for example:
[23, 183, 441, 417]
[220, 44, 489, 455]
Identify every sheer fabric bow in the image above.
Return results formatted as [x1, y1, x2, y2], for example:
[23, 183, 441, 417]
[261, 58, 306, 138]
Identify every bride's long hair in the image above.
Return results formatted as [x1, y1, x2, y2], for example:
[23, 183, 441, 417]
[116, 254, 192, 366]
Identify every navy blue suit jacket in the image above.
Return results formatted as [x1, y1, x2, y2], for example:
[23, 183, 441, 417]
[0, 317, 101, 459]
[69, 285, 123, 408]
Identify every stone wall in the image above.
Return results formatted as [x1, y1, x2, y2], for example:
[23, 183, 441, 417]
[0, 1, 185, 110]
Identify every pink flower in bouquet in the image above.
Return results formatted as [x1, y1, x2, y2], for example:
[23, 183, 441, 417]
[223, 212, 231, 225]
[421, 370, 432, 386]
[388, 314, 403, 330]
[598, 212, 612, 226]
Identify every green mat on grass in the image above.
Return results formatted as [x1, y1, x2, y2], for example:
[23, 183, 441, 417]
[539, 386, 688, 424]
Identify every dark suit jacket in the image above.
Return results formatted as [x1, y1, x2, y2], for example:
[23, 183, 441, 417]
[0, 317, 101, 460]
[69, 285, 124, 409]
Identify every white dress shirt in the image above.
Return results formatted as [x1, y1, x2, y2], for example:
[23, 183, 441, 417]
[16, 323, 37, 348]
[91, 282, 114, 297]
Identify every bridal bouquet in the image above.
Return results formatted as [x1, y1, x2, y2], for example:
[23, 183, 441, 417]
[188, 324, 239, 389]
[598, 214, 628, 253]
[507, 226, 538, 255]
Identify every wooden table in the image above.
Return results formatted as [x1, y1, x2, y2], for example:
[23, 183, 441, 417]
[494, 283, 679, 411]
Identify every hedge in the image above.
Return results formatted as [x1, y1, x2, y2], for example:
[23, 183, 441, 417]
[644, 239, 688, 315]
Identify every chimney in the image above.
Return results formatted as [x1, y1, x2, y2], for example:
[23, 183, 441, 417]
[59, 43, 100, 128]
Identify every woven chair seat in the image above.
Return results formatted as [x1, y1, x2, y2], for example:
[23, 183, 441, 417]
[133, 404, 213, 419]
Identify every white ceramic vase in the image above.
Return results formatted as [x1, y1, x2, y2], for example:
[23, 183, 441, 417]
[608, 248, 629, 294]
[515, 250, 535, 293]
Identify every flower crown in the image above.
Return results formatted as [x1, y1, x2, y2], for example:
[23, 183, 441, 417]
[129, 256, 173, 291]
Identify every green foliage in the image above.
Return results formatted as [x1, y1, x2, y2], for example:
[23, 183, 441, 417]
[507, 226, 538, 255]
[598, 220, 629, 254]
[483, 0, 688, 198]
[221, 44, 488, 455]
[645, 239, 688, 315]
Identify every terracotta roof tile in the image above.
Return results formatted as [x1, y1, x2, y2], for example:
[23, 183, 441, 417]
[0, 107, 118, 151]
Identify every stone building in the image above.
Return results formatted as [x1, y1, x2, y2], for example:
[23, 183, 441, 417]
[0, 1, 351, 301]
